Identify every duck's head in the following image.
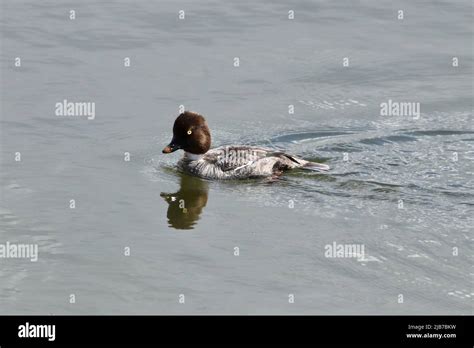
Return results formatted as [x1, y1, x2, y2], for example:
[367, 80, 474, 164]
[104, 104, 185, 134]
[162, 111, 211, 155]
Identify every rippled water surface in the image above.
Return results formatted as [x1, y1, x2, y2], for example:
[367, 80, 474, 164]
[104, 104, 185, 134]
[0, 0, 472, 314]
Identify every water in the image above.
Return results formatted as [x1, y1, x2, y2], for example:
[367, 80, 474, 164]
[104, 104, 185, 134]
[0, 0, 472, 314]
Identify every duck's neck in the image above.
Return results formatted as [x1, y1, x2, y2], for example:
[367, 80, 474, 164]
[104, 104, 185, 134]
[184, 152, 203, 161]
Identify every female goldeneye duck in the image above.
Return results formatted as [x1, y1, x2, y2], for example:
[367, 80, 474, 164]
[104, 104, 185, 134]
[162, 111, 330, 180]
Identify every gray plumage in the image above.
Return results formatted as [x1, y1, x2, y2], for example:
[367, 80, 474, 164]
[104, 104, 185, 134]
[178, 145, 329, 180]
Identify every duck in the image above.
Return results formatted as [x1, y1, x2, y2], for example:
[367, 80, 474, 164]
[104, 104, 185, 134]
[162, 111, 330, 180]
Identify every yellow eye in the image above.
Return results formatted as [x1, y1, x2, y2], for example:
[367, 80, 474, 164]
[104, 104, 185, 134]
[187, 130, 192, 135]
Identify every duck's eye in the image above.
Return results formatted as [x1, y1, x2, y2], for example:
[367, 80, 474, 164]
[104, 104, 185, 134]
[187, 129, 192, 135]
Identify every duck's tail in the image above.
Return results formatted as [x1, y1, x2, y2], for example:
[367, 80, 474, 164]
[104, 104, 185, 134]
[302, 161, 330, 172]
[278, 153, 330, 172]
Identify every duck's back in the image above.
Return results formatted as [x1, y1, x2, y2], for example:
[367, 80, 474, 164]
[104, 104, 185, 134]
[179, 145, 325, 180]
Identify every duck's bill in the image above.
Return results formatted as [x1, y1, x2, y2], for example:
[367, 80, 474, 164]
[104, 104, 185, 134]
[162, 142, 181, 153]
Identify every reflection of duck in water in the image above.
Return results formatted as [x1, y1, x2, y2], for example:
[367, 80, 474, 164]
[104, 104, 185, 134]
[160, 174, 209, 230]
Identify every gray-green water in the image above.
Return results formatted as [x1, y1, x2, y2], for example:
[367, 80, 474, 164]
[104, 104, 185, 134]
[0, 0, 472, 314]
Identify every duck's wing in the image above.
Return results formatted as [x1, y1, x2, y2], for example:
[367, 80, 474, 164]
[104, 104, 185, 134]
[203, 146, 275, 172]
